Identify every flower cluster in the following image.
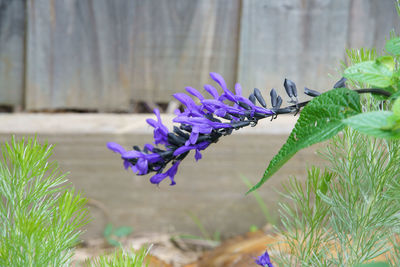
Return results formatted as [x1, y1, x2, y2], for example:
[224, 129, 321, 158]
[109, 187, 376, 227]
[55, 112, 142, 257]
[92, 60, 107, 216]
[108, 72, 338, 185]
[255, 249, 274, 267]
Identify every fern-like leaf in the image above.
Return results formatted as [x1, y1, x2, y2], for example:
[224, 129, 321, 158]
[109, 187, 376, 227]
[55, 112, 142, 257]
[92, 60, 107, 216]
[248, 88, 361, 193]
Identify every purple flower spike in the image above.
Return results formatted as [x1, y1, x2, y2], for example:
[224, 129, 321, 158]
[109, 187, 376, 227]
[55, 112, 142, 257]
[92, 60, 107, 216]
[109, 72, 319, 186]
[255, 249, 273, 267]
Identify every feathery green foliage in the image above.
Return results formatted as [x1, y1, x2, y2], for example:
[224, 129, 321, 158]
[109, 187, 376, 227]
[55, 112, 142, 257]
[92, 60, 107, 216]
[0, 136, 89, 266]
[274, 129, 400, 266]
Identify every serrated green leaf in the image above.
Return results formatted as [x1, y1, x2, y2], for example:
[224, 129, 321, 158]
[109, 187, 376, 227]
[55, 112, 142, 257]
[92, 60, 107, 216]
[385, 37, 400, 55]
[342, 111, 399, 139]
[248, 88, 361, 193]
[113, 226, 133, 237]
[344, 60, 393, 87]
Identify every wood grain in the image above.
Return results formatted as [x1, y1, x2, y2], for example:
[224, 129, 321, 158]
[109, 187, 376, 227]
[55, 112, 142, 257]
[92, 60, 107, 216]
[25, 0, 240, 111]
[237, 0, 352, 103]
[0, 0, 25, 108]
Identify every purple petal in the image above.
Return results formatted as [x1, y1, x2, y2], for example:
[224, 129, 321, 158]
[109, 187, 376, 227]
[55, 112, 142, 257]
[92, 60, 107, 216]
[146, 118, 158, 128]
[166, 161, 180, 185]
[173, 145, 194, 156]
[186, 87, 204, 100]
[122, 150, 141, 159]
[210, 72, 236, 103]
[123, 160, 131, 169]
[255, 250, 273, 267]
[195, 150, 202, 161]
[204, 84, 219, 99]
[136, 158, 148, 175]
[173, 93, 197, 109]
[107, 142, 126, 154]
[144, 143, 154, 152]
[154, 108, 161, 121]
[150, 173, 168, 184]
[235, 83, 242, 96]
[144, 153, 163, 163]
[210, 72, 227, 91]
[195, 141, 210, 150]
[189, 131, 199, 145]
[215, 108, 226, 117]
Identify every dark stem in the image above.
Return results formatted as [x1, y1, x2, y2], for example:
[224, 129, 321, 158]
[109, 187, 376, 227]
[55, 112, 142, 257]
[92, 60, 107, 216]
[283, 88, 393, 112]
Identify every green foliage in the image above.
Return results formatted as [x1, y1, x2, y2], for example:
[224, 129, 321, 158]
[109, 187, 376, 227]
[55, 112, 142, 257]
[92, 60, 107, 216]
[273, 129, 400, 266]
[274, 167, 334, 266]
[343, 58, 394, 88]
[0, 136, 89, 266]
[386, 37, 400, 56]
[249, 88, 361, 193]
[342, 111, 398, 139]
[103, 223, 133, 247]
[86, 246, 150, 267]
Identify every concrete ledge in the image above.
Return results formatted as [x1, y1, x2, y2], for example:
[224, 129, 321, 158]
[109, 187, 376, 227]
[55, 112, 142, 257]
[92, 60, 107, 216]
[0, 113, 298, 134]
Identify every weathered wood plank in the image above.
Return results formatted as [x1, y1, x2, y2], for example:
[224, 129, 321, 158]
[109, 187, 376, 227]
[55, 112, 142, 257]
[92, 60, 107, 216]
[128, 0, 240, 103]
[26, 0, 136, 111]
[238, 0, 352, 102]
[237, 0, 399, 103]
[25, 0, 240, 111]
[347, 0, 400, 51]
[0, 0, 25, 108]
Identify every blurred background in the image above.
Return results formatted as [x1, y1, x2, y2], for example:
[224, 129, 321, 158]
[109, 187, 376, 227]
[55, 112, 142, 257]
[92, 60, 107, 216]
[0, 0, 399, 247]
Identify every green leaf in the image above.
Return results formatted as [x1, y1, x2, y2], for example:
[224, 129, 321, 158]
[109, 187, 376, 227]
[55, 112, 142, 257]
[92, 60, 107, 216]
[376, 56, 395, 71]
[103, 223, 113, 238]
[342, 111, 399, 139]
[248, 88, 361, 193]
[113, 226, 133, 237]
[385, 37, 400, 55]
[344, 60, 393, 87]
[392, 97, 400, 116]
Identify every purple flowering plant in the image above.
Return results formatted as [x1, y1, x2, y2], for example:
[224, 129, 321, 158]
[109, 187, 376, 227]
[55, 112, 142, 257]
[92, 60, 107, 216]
[108, 68, 395, 191]
[107, 71, 325, 187]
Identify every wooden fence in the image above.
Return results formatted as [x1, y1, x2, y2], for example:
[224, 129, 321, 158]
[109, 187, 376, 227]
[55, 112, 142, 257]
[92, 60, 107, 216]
[0, 0, 399, 112]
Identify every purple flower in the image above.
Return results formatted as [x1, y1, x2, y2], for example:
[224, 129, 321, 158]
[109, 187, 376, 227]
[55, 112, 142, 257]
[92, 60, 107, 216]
[107, 142, 133, 170]
[255, 250, 273, 267]
[150, 160, 181, 185]
[146, 109, 169, 145]
[122, 151, 163, 175]
[210, 72, 237, 103]
[173, 116, 230, 144]
[173, 141, 210, 161]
